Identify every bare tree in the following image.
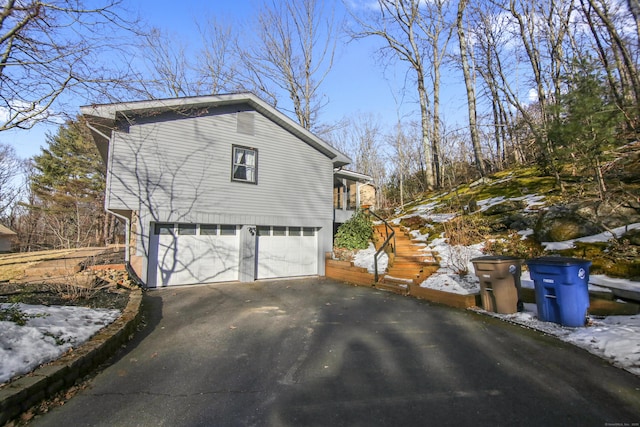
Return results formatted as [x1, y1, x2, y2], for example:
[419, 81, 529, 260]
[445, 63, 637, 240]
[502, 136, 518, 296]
[0, 142, 24, 222]
[348, 0, 438, 190]
[196, 17, 240, 95]
[136, 28, 195, 98]
[239, 0, 338, 131]
[0, 0, 140, 131]
[386, 120, 425, 206]
[329, 113, 387, 193]
[456, 0, 485, 176]
[580, 0, 640, 125]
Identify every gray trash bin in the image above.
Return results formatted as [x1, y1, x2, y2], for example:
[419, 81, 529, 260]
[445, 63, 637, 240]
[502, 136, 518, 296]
[472, 256, 523, 314]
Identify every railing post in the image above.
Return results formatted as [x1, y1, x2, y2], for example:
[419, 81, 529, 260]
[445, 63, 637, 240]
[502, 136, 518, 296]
[369, 210, 395, 284]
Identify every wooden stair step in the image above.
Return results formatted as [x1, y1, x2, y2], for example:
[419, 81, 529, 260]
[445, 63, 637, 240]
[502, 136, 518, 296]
[386, 267, 421, 276]
[375, 280, 410, 295]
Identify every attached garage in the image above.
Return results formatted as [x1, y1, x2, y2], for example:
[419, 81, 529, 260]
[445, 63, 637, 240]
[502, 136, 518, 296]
[148, 223, 240, 287]
[148, 223, 319, 287]
[256, 226, 318, 279]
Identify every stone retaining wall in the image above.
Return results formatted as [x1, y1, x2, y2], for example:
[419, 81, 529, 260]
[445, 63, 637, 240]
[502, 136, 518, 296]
[0, 285, 143, 425]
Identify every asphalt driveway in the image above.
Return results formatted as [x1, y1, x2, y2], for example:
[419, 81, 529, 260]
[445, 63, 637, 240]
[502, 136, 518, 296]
[31, 278, 640, 426]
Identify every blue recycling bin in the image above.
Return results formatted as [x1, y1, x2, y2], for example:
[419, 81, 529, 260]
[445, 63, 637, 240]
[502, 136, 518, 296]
[526, 257, 591, 327]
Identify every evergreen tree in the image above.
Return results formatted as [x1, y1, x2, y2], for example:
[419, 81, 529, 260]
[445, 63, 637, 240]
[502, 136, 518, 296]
[546, 59, 624, 199]
[30, 117, 111, 248]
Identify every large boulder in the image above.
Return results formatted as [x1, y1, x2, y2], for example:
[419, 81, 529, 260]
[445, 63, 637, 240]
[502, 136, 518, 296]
[574, 197, 640, 229]
[622, 229, 640, 246]
[534, 205, 603, 242]
[482, 199, 527, 216]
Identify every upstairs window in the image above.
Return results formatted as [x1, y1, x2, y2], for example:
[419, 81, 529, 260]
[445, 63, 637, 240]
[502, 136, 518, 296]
[232, 145, 257, 184]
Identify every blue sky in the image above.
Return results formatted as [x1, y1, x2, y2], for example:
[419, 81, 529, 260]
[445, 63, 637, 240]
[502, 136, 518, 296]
[2, 0, 470, 160]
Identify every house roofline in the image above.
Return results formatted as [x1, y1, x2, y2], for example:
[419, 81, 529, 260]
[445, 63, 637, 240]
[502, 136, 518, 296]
[0, 224, 16, 235]
[333, 168, 373, 183]
[81, 93, 351, 167]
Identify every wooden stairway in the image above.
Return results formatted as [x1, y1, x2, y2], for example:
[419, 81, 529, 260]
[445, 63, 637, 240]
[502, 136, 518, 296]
[373, 223, 440, 295]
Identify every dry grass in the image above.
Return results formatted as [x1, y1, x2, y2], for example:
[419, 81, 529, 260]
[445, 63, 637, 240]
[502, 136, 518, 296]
[0, 262, 37, 282]
[0, 248, 107, 283]
[0, 250, 75, 267]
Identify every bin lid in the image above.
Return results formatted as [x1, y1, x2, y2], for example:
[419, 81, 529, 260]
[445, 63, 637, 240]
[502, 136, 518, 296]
[471, 256, 523, 263]
[526, 256, 591, 266]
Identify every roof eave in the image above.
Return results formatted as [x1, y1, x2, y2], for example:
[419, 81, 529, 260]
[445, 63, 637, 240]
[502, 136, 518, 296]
[81, 93, 351, 166]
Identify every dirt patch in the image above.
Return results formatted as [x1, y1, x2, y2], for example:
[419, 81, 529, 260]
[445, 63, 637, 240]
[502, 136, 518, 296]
[0, 281, 130, 311]
[0, 247, 131, 311]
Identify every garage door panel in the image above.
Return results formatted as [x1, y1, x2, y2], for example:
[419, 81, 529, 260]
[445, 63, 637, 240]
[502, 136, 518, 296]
[257, 227, 317, 279]
[196, 235, 239, 283]
[152, 224, 239, 287]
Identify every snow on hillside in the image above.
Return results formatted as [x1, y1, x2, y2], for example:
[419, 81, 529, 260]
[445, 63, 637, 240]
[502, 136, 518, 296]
[364, 192, 640, 376]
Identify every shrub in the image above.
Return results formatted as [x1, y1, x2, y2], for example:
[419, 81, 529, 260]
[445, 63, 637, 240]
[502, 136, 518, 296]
[399, 215, 428, 230]
[483, 231, 544, 259]
[334, 210, 373, 250]
[443, 216, 489, 246]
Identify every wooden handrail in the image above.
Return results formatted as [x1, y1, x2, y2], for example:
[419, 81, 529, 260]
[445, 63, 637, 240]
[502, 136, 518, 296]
[368, 210, 395, 283]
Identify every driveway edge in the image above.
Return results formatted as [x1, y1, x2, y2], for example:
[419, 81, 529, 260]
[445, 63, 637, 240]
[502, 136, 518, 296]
[0, 288, 143, 425]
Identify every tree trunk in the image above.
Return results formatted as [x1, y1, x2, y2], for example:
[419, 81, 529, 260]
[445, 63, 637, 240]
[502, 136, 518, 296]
[456, 0, 485, 177]
[418, 78, 436, 191]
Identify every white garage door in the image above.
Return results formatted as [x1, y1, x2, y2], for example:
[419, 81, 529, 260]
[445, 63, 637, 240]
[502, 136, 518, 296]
[150, 223, 240, 287]
[257, 226, 318, 279]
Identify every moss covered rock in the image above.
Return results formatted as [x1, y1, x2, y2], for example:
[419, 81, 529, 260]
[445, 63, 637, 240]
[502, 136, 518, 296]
[534, 205, 603, 242]
[622, 229, 640, 246]
[482, 199, 527, 216]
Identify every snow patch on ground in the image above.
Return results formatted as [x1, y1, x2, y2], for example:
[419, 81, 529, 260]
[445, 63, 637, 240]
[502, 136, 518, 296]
[418, 237, 484, 295]
[542, 223, 640, 250]
[0, 304, 121, 384]
[474, 303, 640, 376]
[353, 243, 389, 274]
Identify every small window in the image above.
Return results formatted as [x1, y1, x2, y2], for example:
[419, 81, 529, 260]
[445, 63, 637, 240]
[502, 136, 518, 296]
[220, 224, 237, 236]
[289, 227, 301, 236]
[273, 226, 286, 236]
[178, 224, 196, 235]
[257, 226, 270, 236]
[200, 224, 218, 235]
[232, 145, 257, 184]
[303, 227, 315, 236]
[155, 223, 174, 235]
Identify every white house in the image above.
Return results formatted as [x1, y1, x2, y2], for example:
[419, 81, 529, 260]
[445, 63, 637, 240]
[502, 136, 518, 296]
[81, 93, 370, 287]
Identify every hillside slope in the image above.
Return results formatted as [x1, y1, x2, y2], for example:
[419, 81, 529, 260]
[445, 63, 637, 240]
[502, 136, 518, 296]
[386, 165, 640, 281]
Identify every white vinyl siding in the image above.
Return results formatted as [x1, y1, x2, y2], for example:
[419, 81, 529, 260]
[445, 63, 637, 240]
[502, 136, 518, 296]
[107, 106, 333, 221]
[105, 104, 334, 286]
